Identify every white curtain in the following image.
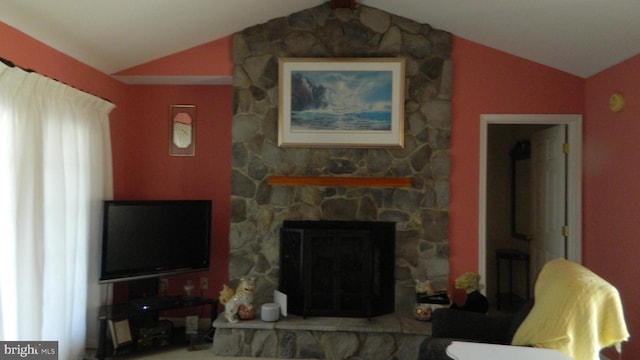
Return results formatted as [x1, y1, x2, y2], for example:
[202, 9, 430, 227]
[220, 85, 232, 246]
[0, 63, 114, 359]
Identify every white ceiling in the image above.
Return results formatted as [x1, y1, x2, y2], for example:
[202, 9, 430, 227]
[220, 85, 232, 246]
[2, 0, 640, 78]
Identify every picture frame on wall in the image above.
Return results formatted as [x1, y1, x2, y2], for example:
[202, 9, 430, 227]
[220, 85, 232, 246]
[169, 104, 196, 156]
[278, 58, 405, 148]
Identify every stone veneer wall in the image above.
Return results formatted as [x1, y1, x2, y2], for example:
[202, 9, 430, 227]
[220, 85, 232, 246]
[230, 3, 452, 311]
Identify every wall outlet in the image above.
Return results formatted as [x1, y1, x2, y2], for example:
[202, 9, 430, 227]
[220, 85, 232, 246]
[185, 315, 199, 334]
[200, 277, 208, 290]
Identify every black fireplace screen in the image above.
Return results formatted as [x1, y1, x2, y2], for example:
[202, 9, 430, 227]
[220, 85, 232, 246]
[279, 220, 395, 318]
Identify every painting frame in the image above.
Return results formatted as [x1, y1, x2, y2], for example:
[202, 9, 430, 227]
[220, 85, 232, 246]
[108, 319, 133, 349]
[169, 104, 196, 156]
[278, 58, 405, 148]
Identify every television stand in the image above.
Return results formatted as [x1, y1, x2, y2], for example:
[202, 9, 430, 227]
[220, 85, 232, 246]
[96, 296, 218, 359]
[129, 295, 186, 311]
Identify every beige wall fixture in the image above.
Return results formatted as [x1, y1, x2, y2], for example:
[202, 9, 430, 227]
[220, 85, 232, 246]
[169, 104, 196, 156]
[609, 92, 625, 112]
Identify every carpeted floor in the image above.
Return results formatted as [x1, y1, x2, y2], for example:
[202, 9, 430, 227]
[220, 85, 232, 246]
[92, 345, 313, 359]
[99, 346, 301, 360]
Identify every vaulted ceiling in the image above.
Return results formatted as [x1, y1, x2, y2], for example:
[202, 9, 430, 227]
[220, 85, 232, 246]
[2, 0, 640, 78]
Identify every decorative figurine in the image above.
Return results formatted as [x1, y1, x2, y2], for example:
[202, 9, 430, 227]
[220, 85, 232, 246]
[415, 279, 435, 295]
[413, 279, 449, 321]
[183, 280, 195, 298]
[450, 272, 489, 313]
[219, 277, 257, 323]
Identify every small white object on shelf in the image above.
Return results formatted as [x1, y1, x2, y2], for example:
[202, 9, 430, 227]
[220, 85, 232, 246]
[274, 290, 287, 316]
[261, 303, 280, 322]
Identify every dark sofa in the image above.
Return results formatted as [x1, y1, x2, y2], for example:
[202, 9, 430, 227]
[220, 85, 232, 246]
[417, 300, 533, 360]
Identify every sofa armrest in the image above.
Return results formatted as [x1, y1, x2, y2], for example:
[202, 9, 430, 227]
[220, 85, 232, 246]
[431, 308, 515, 344]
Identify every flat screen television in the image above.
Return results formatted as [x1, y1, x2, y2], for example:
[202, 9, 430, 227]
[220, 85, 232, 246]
[99, 200, 212, 283]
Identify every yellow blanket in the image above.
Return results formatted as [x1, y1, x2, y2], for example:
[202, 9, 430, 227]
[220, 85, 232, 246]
[511, 259, 629, 360]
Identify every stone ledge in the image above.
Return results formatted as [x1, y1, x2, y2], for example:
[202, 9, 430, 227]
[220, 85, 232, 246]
[212, 313, 431, 359]
[213, 312, 431, 335]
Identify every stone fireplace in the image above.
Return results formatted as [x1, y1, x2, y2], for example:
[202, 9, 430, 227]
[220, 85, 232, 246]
[229, 2, 451, 314]
[220, 3, 451, 358]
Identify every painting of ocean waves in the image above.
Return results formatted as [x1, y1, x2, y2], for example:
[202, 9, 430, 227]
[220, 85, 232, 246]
[290, 69, 393, 132]
[291, 110, 391, 131]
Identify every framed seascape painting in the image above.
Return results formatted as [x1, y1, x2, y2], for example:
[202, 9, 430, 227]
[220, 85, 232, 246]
[278, 58, 405, 147]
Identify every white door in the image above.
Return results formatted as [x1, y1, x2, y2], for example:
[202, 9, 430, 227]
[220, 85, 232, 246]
[530, 125, 567, 276]
[479, 114, 582, 299]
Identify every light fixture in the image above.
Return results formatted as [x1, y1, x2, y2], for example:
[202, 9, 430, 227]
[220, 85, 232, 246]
[609, 92, 625, 112]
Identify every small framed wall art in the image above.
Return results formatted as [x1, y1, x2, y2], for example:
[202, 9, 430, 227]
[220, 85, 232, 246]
[278, 57, 405, 148]
[169, 104, 196, 156]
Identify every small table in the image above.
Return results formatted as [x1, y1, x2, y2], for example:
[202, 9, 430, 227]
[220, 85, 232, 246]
[495, 249, 530, 310]
[96, 296, 217, 359]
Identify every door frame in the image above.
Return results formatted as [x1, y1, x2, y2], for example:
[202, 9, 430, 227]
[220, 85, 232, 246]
[478, 114, 582, 292]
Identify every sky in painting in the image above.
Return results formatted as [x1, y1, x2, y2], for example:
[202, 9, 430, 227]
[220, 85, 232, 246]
[300, 70, 392, 112]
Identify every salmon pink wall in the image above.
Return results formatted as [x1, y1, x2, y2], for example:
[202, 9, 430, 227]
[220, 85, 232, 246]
[108, 35, 236, 301]
[111, 84, 232, 300]
[108, 37, 234, 300]
[449, 36, 584, 297]
[114, 36, 233, 76]
[584, 54, 640, 357]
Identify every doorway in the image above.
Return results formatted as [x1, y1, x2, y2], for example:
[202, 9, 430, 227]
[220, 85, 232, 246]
[478, 114, 582, 309]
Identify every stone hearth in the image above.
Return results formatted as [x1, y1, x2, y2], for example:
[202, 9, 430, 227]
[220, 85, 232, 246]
[212, 313, 431, 359]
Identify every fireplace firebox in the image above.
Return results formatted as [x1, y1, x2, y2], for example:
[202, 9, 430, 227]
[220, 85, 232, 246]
[279, 220, 395, 318]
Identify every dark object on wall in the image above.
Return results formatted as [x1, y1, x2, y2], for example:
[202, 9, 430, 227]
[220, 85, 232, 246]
[330, 0, 357, 9]
[279, 220, 395, 318]
[510, 140, 532, 240]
